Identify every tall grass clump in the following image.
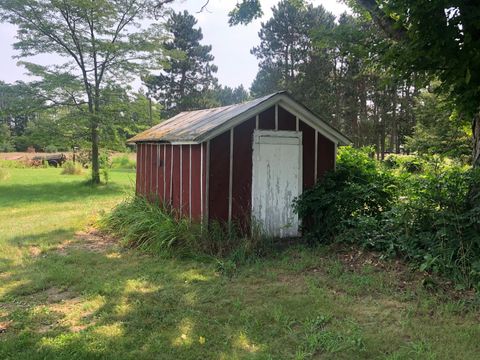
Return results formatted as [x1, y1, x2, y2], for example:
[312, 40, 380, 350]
[111, 155, 136, 169]
[99, 197, 192, 255]
[0, 168, 10, 180]
[100, 196, 271, 260]
[61, 161, 83, 175]
[0, 159, 29, 168]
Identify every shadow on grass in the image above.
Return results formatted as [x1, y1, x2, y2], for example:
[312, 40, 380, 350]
[0, 246, 269, 360]
[7, 228, 75, 247]
[0, 257, 14, 274]
[0, 182, 128, 208]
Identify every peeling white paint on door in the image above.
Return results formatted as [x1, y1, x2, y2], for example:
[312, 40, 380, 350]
[252, 130, 302, 237]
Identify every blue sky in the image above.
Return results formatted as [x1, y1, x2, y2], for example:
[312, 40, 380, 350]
[0, 0, 349, 90]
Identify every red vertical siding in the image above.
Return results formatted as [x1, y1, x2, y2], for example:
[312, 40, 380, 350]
[141, 144, 146, 195]
[151, 144, 158, 199]
[172, 145, 181, 210]
[232, 117, 255, 229]
[258, 106, 275, 130]
[164, 145, 172, 203]
[317, 132, 335, 179]
[203, 142, 208, 220]
[300, 120, 316, 190]
[145, 144, 152, 197]
[190, 145, 202, 220]
[278, 106, 296, 131]
[208, 131, 230, 222]
[181, 145, 190, 218]
[156, 144, 164, 203]
[149, 144, 154, 197]
[136, 144, 142, 195]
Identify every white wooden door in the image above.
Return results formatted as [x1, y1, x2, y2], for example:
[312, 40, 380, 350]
[252, 130, 302, 237]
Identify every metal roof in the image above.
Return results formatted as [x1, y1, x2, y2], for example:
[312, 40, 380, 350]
[128, 91, 351, 145]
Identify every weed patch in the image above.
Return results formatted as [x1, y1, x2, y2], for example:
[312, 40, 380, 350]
[99, 196, 273, 263]
[110, 155, 136, 169]
[0, 168, 10, 180]
[61, 161, 83, 175]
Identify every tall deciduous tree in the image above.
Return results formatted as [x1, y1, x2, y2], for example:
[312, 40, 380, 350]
[144, 10, 218, 118]
[0, 0, 171, 183]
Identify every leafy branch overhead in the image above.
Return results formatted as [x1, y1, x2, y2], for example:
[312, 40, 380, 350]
[228, 0, 263, 26]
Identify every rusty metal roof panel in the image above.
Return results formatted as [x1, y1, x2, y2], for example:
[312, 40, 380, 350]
[128, 92, 282, 143]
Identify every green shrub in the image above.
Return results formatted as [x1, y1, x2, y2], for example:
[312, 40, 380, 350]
[44, 144, 58, 153]
[61, 161, 83, 175]
[295, 146, 397, 242]
[111, 155, 136, 169]
[383, 154, 424, 173]
[99, 196, 271, 260]
[383, 155, 398, 169]
[99, 151, 112, 183]
[401, 158, 423, 173]
[353, 165, 480, 288]
[0, 142, 15, 152]
[298, 148, 480, 289]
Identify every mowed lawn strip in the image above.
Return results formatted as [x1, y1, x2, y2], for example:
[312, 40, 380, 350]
[0, 167, 479, 359]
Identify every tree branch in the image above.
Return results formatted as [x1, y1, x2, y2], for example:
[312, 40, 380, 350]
[356, 0, 406, 41]
[197, 0, 211, 14]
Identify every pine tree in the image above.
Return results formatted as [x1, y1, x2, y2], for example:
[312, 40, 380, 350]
[251, 0, 325, 91]
[213, 85, 249, 106]
[145, 11, 218, 118]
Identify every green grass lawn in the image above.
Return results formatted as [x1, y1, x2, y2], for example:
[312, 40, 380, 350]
[0, 167, 479, 359]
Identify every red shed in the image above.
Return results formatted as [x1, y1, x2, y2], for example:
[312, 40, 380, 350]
[128, 92, 350, 237]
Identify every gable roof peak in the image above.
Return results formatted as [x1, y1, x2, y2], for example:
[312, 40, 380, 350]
[128, 91, 350, 145]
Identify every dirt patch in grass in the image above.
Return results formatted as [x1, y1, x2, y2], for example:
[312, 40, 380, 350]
[47, 297, 95, 333]
[28, 245, 42, 257]
[1, 287, 88, 335]
[75, 227, 118, 252]
[0, 320, 11, 335]
[336, 246, 407, 273]
[56, 227, 118, 255]
[43, 287, 78, 303]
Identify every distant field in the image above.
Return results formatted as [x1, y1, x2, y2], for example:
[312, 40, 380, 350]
[0, 151, 136, 162]
[0, 168, 479, 359]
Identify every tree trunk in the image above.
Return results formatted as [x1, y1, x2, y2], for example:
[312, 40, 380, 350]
[91, 120, 100, 184]
[380, 96, 386, 160]
[373, 100, 380, 159]
[469, 111, 480, 206]
[391, 86, 398, 153]
[90, 87, 101, 185]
